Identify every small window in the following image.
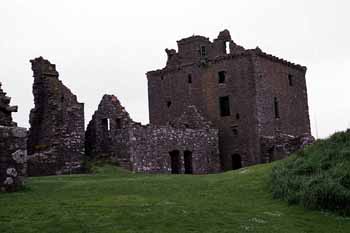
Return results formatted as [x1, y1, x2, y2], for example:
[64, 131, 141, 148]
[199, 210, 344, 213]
[161, 76, 164, 80]
[101, 118, 110, 132]
[288, 74, 293, 86]
[167, 101, 172, 108]
[225, 41, 230, 54]
[274, 97, 280, 119]
[236, 113, 240, 120]
[200, 46, 207, 57]
[115, 118, 121, 129]
[188, 74, 192, 84]
[231, 125, 238, 135]
[218, 71, 226, 83]
[219, 96, 231, 117]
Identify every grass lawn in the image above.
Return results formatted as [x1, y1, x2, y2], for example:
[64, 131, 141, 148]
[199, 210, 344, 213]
[0, 164, 349, 233]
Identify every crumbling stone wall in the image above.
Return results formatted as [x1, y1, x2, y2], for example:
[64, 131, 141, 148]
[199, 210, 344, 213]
[147, 29, 312, 171]
[0, 83, 27, 192]
[260, 133, 315, 162]
[85, 94, 137, 169]
[86, 95, 220, 174]
[129, 124, 220, 174]
[0, 126, 27, 192]
[27, 57, 85, 176]
[0, 82, 18, 126]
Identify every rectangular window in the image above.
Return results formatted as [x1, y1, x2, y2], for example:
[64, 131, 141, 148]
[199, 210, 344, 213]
[200, 46, 206, 57]
[274, 97, 280, 119]
[225, 41, 230, 54]
[101, 118, 110, 132]
[218, 71, 226, 83]
[288, 74, 293, 86]
[219, 96, 231, 117]
[188, 74, 192, 84]
[115, 118, 121, 129]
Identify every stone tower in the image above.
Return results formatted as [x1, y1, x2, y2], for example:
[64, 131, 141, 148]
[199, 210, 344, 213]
[147, 30, 312, 170]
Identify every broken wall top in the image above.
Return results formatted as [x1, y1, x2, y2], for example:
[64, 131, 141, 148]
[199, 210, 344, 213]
[147, 29, 306, 76]
[0, 82, 18, 126]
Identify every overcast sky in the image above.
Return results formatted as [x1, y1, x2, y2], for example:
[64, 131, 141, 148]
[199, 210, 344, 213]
[1, 0, 349, 139]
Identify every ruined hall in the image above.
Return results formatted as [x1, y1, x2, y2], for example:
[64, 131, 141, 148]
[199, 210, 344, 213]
[0, 29, 314, 190]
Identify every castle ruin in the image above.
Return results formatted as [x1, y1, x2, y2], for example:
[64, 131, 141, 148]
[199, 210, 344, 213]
[0, 29, 314, 182]
[147, 29, 312, 170]
[0, 83, 27, 192]
[27, 57, 85, 176]
[85, 95, 220, 174]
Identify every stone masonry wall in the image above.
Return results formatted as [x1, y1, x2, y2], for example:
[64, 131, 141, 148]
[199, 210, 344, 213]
[86, 95, 220, 174]
[27, 57, 85, 176]
[147, 29, 312, 171]
[0, 126, 27, 192]
[129, 125, 220, 174]
[0, 83, 27, 192]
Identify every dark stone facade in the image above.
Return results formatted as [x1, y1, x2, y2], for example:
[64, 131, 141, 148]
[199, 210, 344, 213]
[0, 82, 18, 126]
[147, 29, 312, 170]
[0, 83, 27, 192]
[27, 57, 85, 176]
[86, 95, 220, 174]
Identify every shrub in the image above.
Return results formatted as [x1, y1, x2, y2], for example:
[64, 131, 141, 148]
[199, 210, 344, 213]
[270, 130, 350, 215]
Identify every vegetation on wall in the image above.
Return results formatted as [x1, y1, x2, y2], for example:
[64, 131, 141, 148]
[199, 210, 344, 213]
[271, 130, 350, 215]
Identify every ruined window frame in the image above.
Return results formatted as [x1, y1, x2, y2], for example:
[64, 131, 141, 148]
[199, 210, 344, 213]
[288, 74, 293, 86]
[219, 96, 231, 117]
[200, 46, 207, 57]
[274, 97, 280, 119]
[218, 71, 226, 84]
[188, 74, 192, 84]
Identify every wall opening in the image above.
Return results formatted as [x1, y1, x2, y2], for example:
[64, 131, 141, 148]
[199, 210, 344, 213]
[169, 150, 181, 174]
[236, 113, 240, 120]
[231, 125, 238, 135]
[200, 46, 207, 57]
[232, 154, 242, 170]
[219, 96, 231, 117]
[188, 74, 192, 84]
[274, 97, 280, 119]
[115, 118, 121, 129]
[101, 118, 110, 132]
[288, 74, 293, 86]
[184, 150, 193, 174]
[225, 41, 230, 54]
[218, 71, 226, 83]
[167, 101, 172, 108]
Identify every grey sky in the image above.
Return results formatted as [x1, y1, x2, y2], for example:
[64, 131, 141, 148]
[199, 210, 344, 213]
[1, 0, 349, 138]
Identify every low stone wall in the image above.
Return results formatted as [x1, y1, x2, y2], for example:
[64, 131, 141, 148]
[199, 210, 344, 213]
[129, 125, 220, 174]
[260, 133, 315, 163]
[0, 126, 27, 192]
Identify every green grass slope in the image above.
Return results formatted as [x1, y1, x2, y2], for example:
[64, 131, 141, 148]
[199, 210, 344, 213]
[0, 164, 349, 233]
[271, 130, 350, 215]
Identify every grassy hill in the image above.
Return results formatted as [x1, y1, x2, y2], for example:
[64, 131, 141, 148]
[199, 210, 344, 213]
[271, 130, 350, 215]
[1, 164, 349, 233]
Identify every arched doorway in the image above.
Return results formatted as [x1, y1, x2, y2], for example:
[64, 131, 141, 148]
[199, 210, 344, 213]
[169, 150, 181, 174]
[184, 150, 193, 174]
[232, 154, 242, 170]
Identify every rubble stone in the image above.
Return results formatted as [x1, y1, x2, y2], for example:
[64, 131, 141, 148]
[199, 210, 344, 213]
[27, 57, 85, 176]
[86, 95, 220, 174]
